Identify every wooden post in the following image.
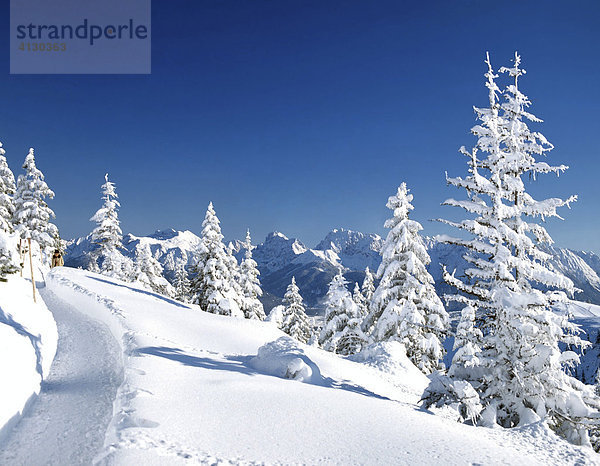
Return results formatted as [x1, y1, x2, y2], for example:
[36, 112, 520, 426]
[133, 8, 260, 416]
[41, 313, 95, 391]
[28, 238, 36, 303]
[19, 238, 23, 277]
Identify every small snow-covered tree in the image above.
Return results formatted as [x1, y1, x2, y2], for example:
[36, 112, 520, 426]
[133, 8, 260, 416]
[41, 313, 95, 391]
[133, 242, 174, 297]
[174, 261, 191, 303]
[0, 142, 16, 233]
[12, 148, 58, 258]
[239, 230, 266, 320]
[352, 282, 368, 319]
[226, 241, 245, 310]
[320, 271, 367, 355]
[362, 266, 375, 303]
[363, 183, 449, 374]
[448, 305, 483, 380]
[191, 202, 243, 317]
[89, 173, 128, 279]
[0, 231, 19, 280]
[280, 276, 312, 343]
[438, 53, 596, 440]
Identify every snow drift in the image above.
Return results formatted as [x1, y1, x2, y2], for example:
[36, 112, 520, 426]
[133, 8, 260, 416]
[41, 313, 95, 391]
[250, 336, 315, 382]
[0, 275, 57, 442]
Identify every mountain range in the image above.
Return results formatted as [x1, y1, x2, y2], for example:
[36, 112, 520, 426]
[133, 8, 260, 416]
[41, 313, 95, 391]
[64, 227, 600, 313]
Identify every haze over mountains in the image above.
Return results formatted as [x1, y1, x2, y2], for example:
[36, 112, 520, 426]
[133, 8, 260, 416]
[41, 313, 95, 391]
[64, 227, 600, 312]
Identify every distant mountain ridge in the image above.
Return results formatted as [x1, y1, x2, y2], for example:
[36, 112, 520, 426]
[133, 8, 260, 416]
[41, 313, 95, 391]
[65, 228, 600, 311]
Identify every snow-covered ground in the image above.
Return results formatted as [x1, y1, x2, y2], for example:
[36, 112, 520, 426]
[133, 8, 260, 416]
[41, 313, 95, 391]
[0, 266, 592, 464]
[0, 274, 57, 444]
[0, 286, 121, 465]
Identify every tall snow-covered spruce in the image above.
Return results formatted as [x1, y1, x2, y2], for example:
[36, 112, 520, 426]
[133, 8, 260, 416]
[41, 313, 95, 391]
[191, 202, 243, 317]
[0, 142, 16, 233]
[12, 148, 58, 259]
[438, 53, 597, 441]
[280, 276, 312, 343]
[363, 183, 448, 374]
[0, 142, 19, 280]
[320, 271, 366, 355]
[239, 230, 266, 320]
[89, 173, 129, 279]
[225, 241, 245, 312]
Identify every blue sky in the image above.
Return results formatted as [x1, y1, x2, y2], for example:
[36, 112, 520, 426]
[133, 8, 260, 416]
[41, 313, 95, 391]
[0, 0, 598, 252]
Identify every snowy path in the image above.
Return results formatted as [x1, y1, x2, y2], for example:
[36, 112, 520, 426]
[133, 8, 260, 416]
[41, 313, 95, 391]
[0, 287, 123, 465]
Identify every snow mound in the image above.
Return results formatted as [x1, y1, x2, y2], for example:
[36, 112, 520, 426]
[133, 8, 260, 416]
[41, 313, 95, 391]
[0, 275, 58, 441]
[349, 341, 429, 393]
[250, 337, 315, 382]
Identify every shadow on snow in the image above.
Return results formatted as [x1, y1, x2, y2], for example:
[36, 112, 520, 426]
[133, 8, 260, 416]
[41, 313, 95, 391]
[136, 345, 390, 402]
[87, 275, 191, 309]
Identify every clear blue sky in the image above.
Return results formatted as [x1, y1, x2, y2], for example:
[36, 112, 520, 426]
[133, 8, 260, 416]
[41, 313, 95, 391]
[0, 0, 598, 252]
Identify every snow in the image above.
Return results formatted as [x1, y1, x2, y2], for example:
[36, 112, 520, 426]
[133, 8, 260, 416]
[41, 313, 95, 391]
[349, 341, 429, 394]
[0, 275, 57, 443]
[0, 287, 121, 465]
[315, 228, 383, 272]
[66, 226, 600, 309]
[250, 337, 314, 382]
[18, 266, 596, 464]
[560, 300, 600, 320]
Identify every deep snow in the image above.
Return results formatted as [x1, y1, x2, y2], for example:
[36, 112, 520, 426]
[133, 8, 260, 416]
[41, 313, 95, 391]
[25, 266, 596, 465]
[0, 274, 57, 443]
[0, 286, 122, 464]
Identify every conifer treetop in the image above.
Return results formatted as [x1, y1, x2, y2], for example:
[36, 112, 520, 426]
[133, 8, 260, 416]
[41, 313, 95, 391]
[90, 173, 123, 250]
[0, 142, 16, 233]
[13, 148, 58, 247]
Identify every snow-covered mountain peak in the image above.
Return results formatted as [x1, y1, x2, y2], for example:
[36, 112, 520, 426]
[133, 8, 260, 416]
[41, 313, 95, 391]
[266, 231, 289, 241]
[65, 227, 600, 308]
[315, 228, 383, 271]
[253, 231, 308, 274]
[148, 228, 178, 240]
[262, 231, 306, 254]
[126, 229, 202, 250]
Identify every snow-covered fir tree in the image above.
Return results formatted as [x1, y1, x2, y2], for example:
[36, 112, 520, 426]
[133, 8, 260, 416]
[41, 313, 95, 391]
[320, 271, 367, 355]
[0, 230, 19, 280]
[89, 173, 128, 279]
[239, 230, 266, 320]
[0, 142, 16, 233]
[448, 305, 483, 380]
[226, 241, 245, 311]
[280, 276, 312, 343]
[174, 261, 192, 303]
[363, 183, 449, 374]
[352, 282, 368, 319]
[12, 148, 58, 258]
[191, 203, 243, 317]
[438, 53, 597, 441]
[0, 142, 19, 279]
[361, 266, 375, 303]
[133, 242, 174, 297]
